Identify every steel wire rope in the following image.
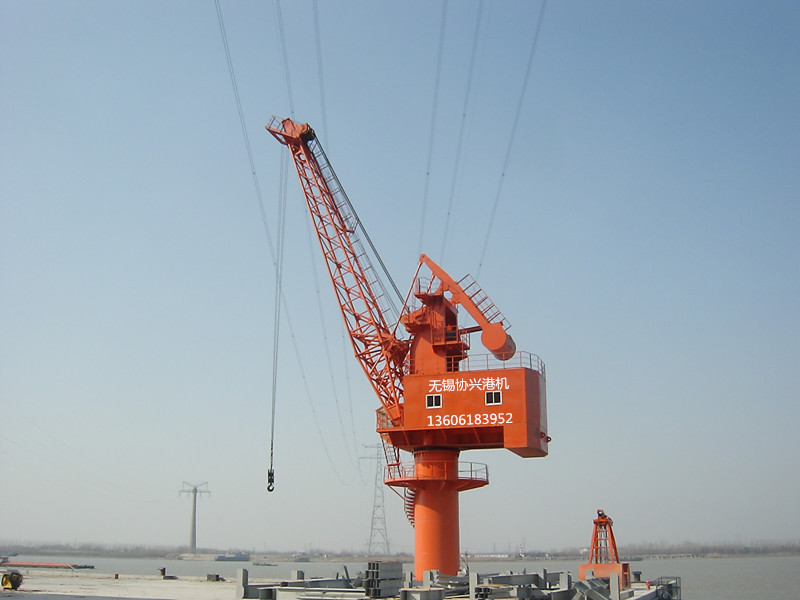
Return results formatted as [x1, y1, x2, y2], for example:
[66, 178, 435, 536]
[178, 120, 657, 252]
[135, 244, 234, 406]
[312, 137, 404, 311]
[215, 0, 285, 491]
[262, 199, 359, 488]
[338, 322, 362, 481]
[299, 137, 402, 484]
[309, 0, 365, 480]
[313, 0, 329, 143]
[216, 0, 295, 492]
[271, 0, 360, 487]
[267, 169, 355, 491]
[272, 0, 358, 490]
[270, 270, 359, 486]
[477, 0, 547, 278]
[274, 0, 295, 117]
[266, 0, 293, 492]
[215, 0, 390, 491]
[262, 209, 361, 488]
[215, 0, 275, 259]
[310, 1, 361, 471]
[301, 200, 364, 477]
[439, 0, 485, 263]
[296, 0, 361, 479]
[279, 289, 358, 487]
[266, 148, 289, 492]
[417, 0, 449, 257]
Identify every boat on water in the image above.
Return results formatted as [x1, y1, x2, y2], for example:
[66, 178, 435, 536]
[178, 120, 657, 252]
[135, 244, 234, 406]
[0, 559, 94, 570]
[215, 552, 250, 562]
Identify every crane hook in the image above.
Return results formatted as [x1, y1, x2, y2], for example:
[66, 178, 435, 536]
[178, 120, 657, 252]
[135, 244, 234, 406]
[266, 469, 275, 492]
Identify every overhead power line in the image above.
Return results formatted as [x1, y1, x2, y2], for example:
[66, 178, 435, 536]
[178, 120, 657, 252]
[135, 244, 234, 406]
[417, 0, 449, 257]
[477, 0, 548, 278]
[440, 0, 485, 262]
[214, 0, 275, 262]
[275, 0, 295, 117]
[313, 0, 329, 143]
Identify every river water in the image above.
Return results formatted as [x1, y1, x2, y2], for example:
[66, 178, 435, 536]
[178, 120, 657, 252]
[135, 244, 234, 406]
[8, 554, 799, 599]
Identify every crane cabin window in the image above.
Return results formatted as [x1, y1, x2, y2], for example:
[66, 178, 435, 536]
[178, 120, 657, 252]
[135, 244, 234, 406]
[426, 394, 442, 409]
[485, 391, 502, 405]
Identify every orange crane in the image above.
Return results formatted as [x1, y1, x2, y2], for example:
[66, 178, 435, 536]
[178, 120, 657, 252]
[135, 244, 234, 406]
[266, 117, 548, 577]
[578, 510, 631, 589]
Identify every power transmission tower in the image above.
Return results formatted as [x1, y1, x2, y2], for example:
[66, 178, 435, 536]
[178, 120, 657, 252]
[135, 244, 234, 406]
[365, 444, 390, 555]
[180, 481, 210, 553]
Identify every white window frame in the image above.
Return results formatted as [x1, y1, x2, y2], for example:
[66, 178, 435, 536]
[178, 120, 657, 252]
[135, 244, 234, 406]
[426, 394, 442, 409]
[485, 390, 502, 405]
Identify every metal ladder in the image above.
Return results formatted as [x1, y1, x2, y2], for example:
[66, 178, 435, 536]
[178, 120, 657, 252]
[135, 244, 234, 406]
[458, 274, 508, 327]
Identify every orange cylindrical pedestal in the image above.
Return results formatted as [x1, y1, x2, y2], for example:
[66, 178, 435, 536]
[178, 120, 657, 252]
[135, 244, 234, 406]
[413, 449, 461, 577]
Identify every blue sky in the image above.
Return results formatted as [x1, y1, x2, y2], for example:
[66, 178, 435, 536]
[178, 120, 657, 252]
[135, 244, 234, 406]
[1, 1, 799, 555]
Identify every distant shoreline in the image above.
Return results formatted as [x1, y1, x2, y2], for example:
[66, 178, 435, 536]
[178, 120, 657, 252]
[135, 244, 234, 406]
[3, 544, 799, 562]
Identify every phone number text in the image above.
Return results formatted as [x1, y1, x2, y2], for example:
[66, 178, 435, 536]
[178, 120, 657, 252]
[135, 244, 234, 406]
[427, 412, 513, 427]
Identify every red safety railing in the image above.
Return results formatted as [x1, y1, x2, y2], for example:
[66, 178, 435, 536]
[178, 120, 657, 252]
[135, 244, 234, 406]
[384, 461, 488, 483]
[408, 351, 545, 379]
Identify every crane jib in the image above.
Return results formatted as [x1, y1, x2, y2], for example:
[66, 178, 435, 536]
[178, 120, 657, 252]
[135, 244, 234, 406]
[266, 117, 406, 426]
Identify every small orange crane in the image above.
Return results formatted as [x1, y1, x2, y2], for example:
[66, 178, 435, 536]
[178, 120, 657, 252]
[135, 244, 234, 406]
[578, 509, 631, 589]
[267, 117, 549, 577]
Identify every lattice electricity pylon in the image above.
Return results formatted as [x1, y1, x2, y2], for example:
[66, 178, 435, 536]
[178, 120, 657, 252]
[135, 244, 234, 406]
[180, 481, 210, 553]
[365, 444, 390, 555]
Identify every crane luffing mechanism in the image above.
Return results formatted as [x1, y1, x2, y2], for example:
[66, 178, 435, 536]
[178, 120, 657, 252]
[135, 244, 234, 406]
[266, 117, 549, 577]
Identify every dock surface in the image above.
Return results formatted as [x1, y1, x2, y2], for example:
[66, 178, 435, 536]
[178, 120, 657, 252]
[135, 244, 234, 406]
[2, 572, 238, 600]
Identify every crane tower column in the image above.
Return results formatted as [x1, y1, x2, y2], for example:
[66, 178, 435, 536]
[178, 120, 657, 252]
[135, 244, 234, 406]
[385, 449, 489, 576]
[412, 449, 464, 577]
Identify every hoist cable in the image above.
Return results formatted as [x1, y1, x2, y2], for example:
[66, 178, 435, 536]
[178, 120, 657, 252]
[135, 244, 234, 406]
[273, 2, 364, 485]
[216, 0, 291, 492]
[265, 0, 299, 492]
[216, 0, 357, 492]
[417, 0, 449, 257]
[267, 150, 289, 492]
[215, 0, 281, 491]
[477, 0, 547, 278]
[266, 184, 359, 489]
